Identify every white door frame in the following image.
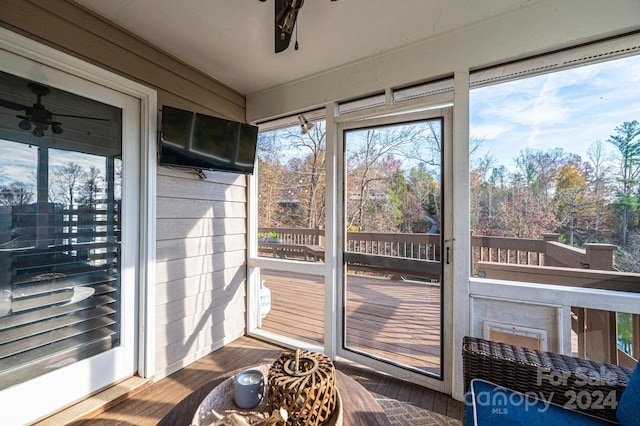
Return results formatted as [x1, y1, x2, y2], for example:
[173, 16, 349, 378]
[0, 28, 157, 424]
[334, 105, 454, 394]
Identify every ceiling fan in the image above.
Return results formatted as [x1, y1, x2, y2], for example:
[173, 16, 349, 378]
[0, 82, 110, 137]
[269, 0, 337, 53]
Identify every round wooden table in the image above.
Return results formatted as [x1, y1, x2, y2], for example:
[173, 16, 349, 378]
[159, 366, 390, 425]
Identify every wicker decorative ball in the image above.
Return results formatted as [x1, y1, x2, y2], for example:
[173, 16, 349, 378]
[268, 349, 337, 426]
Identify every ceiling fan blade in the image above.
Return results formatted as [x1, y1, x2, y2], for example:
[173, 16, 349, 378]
[275, 0, 293, 53]
[52, 113, 110, 121]
[0, 98, 28, 111]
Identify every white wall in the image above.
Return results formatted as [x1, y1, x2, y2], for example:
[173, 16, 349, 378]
[154, 167, 249, 378]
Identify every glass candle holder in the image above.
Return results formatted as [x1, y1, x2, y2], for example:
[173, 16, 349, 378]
[233, 369, 265, 409]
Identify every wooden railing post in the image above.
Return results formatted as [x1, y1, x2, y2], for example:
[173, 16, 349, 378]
[633, 314, 640, 360]
[580, 244, 618, 365]
[541, 233, 561, 267]
[584, 243, 617, 271]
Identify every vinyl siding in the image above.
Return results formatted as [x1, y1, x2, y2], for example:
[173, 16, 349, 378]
[0, 0, 249, 379]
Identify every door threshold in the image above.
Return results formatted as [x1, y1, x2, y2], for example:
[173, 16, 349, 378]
[33, 376, 153, 425]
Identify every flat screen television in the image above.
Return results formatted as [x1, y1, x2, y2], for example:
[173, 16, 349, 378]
[159, 105, 258, 174]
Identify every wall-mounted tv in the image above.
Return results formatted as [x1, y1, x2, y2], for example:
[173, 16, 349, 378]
[159, 105, 258, 174]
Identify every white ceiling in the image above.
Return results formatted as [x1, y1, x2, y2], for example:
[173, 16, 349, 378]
[74, 0, 542, 95]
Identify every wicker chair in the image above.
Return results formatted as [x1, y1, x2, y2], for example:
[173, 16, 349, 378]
[462, 336, 634, 423]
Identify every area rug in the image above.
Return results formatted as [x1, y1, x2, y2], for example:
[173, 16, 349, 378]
[373, 393, 463, 426]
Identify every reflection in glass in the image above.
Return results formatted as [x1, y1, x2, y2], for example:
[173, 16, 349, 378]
[0, 71, 122, 390]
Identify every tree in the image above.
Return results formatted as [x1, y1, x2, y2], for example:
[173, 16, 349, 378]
[554, 163, 587, 245]
[514, 148, 578, 205]
[608, 120, 640, 246]
[79, 166, 104, 208]
[407, 164, 440, 232]
[261, 122, 327, 230]
[49, 162, 83, 207]
[346, 124, 427, 231]
[404, 121, 443, 170]
[496, 183, 558, 238]
[288, 122, 326, 229]
[0, 181, 34, 209]
[257, 156, 288, 227]
[586, 141, 612, 240]
[470, 153, 497, 233]
[49, 162, 84, 231]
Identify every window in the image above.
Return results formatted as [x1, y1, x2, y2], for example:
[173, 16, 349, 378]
[256, 116, 327, 263]
[0, 70, 123, 389]
[252, 113, 327, 346]
[469, 52, 640, 366]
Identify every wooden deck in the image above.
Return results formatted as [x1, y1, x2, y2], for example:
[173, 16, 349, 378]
[260, 269, 442, 373]
[71, 336, 463, 425]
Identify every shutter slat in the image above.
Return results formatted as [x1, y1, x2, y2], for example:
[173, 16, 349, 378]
[12, 274, 116, 298]
[10, 241, 119, 258]
[0, 295, 116, 331]
[13, 265, 117, 285]
[13, 252, 118, 272]
[0, 316, 116, 360]
[10, 283, 115, 313]
[0, 305, 115, 345]
[0, 337, 114, 390]
[11, 289, 76, 313]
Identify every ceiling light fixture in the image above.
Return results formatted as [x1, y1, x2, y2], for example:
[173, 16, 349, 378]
[51, 124, 63, 135]
[298, 114, 314, 134]
[32, 126, 45, 138]
[18, 119, 32, 131]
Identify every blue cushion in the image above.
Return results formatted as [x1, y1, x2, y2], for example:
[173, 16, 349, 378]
[466, 379, 608, 426]
[617, 366, 640, 426]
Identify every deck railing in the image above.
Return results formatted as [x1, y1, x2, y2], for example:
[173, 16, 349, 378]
[257, 227, 638, 367]
[258, 228, 618, 270]
[471, 232, 617, 271]
[257, 228, 440, 261]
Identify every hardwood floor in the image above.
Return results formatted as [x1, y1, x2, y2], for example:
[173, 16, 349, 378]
[260, 269, 442, 373]
[70, 269, 459, 424]
[74, 336, 464, 425]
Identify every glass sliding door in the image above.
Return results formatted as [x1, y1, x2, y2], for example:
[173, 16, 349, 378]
[339, 108, 451, 387]
[0, 60, 140, 424]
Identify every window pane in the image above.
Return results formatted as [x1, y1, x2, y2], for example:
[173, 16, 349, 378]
[0, 71, 122, 390]
[470, 54, 640, 279]
[343, 118, 444, 377]
[256, 119, 326, 263]
[469, 54, 640, 369]
[257, 268, 324, 346]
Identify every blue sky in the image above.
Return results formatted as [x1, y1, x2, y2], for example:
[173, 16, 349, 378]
[470, 54, 640, 171]
[0, 140, 105, 187]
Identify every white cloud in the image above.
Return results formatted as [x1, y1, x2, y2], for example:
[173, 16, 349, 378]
[471, 53, 640, 168]
[0, 141, 37, 185]
[471, 123, 509, 140]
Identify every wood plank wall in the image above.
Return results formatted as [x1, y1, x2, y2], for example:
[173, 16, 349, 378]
[155, 167, 248, 376]
[1, 0, 250, 378]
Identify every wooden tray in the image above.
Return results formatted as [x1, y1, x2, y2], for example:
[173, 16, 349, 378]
[191, 364, 342, 426]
